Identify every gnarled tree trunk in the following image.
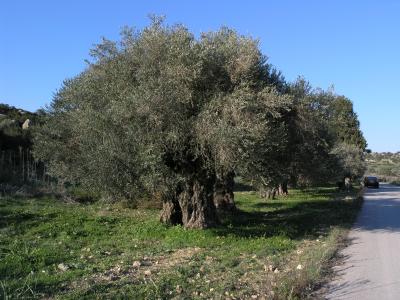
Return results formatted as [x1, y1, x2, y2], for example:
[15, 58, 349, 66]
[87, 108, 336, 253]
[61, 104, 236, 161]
[160, 175, 219, 229]
[178, 178, 218, 229]
[266, 187, 277, 199]
[160, 197, 182, 225]
[213, 171, 236, 211]
[277, 181, 288, 196]
[259, 184, 277, 200]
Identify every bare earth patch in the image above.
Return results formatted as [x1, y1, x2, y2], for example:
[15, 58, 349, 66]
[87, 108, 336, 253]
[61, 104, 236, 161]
[68, 247, 203, 292]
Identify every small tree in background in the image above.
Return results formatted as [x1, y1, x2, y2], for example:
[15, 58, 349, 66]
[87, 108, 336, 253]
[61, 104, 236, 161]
[331, 143, 366, 180]
[284, 77, 366, 187]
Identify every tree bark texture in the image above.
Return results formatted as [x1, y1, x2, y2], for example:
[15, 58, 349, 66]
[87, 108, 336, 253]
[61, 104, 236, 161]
[213, 171, 236, 211]
[178, 178, 218, 228]
[277, 181, 289, 196]
[160, 176, 218, 229]
[260, 186, 277, 199]
[160, 197, 182, 225]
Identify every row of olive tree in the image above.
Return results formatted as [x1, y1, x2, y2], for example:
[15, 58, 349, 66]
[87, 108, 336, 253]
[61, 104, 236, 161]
[33, 19, 366, 228]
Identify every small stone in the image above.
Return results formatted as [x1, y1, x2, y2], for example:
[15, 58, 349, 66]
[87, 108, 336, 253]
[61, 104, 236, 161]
[144, 269, 151, 276]
[57, 263, 69, 272]
[296, 250, 303, 255]
[110, 274, 120, 281]
[206, 256, 213, 261]
[274, 268, 280, 274]
[297, 264, 303, 270]
[252, 254, 257, 259]
[86, 248, 91, 252]
[22, 119, 30, 129]
[88, 255, 93, 259]
[132, 261, 141, 268]
[176, 285, 183, 294]
[141, 260, 152, 266]
[196, 272, 201, 279]
[210, 288, 214, 292]
[251, 295, 258, 299]
[200, 265, 205, 272]
[268, 265, 275, 272]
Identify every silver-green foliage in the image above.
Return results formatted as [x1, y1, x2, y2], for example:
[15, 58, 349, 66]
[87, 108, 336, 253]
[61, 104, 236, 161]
[33, 19, 291, 204]
[287, 77, 366, 185]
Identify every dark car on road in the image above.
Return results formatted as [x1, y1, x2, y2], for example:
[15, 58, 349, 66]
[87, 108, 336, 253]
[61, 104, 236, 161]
[364, 176, 379, 188]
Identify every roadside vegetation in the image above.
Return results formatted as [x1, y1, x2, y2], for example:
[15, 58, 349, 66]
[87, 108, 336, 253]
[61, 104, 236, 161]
[365, 152, 400, 184]
[1, 187, 362, 299]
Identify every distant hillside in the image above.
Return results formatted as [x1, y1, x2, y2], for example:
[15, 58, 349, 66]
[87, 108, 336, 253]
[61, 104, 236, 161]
[365, 152, 400, 182]
[0, 103, 38, 124]
[0, 103, 39, 149]
[0, 103, 47, 184]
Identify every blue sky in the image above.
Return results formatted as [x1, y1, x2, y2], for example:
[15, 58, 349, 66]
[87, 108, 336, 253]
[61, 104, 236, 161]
[1, 0, 399, 152]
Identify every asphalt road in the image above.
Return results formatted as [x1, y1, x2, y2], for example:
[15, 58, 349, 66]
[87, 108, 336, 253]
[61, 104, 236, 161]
[326, 183, 400, 299]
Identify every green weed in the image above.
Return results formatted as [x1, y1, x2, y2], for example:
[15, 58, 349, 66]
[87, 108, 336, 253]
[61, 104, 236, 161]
[0, 187, 361, 299]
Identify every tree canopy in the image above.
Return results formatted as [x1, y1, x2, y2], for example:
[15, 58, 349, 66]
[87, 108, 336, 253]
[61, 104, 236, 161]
[33, 19, 366, 228]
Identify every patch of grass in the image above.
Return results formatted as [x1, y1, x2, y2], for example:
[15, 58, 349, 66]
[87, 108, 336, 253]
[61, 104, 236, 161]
[0, 187, 362, 299]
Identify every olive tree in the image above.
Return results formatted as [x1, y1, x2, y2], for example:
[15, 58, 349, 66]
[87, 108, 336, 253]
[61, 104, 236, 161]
[284, 77, 366, 187]
[34, 19, 291, 228]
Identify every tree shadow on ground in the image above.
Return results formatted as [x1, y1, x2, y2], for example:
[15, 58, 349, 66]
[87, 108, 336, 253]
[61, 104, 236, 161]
[0, 210, 37, 228]
[215, 197, 360, 240]
[0, 210, 58, 229]
[0, 197, 59, 229]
